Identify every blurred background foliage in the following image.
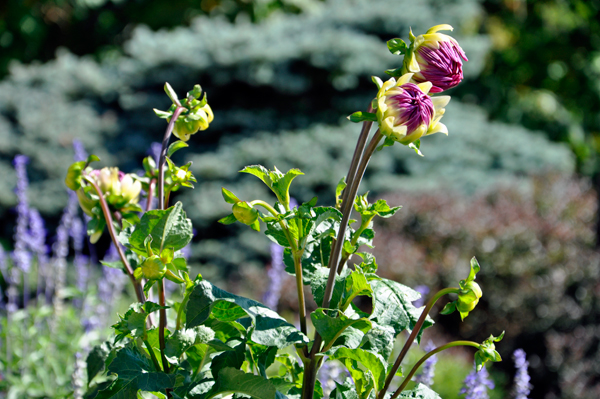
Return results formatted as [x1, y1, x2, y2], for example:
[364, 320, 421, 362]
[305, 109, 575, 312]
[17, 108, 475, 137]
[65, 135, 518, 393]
[0, 0, 599, 397]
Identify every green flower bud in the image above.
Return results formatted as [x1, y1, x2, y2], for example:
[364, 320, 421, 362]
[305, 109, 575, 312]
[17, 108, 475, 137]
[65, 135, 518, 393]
[232, 201, 259, 225]
[170, 103, 214, 142]
[439, 257, 482, 320]
[141, 255, 167, 280]
[474, 331, 504, 371]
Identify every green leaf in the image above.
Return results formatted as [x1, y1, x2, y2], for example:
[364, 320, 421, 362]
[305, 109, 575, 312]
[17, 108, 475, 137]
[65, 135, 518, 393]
[87, 341, 112, 384]
[95, 345, 178, 398]
[311, 267, 350, 310]
[311, 308, 371, 349]
[335, 177, 347, 208]
[347, 112, 377, 123]
[240, 165, 272, 188]
[218, 214, 238, 225]
[112, 302, 167, 342]
[168, 140, 189, 157]
[211, 338, 246, 378]
[271, 168, 303, 206]
[129, 202, 193, 255]
[370, 279, 433, 342]
[384, 67, 404, 78]
[397, 383, 442, 399]
[65, 161, 86, 190]
[387, 38, 408, 55]
[359, 322, 395, 360]
[328, 347, 386, 398]
[205, 368, 278, 399]
[100, 260, 124, 270]
[186, 280, 308, 348]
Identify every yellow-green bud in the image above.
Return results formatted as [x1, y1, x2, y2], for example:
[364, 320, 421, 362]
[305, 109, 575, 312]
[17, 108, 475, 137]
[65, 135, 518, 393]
[232, 202, 259, 225]
[457, 280, 482, 313]
[474, 331, 504, 371]
[141, 255, 167, 280]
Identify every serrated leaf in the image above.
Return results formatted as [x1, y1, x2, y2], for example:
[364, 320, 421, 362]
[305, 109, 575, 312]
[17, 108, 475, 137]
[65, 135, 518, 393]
[311, 308, 371, 350]
[206, 368, 278, 399]
[186, 280, 308, 348]
[95, 345, 178, 398]
[87, 341, 112, 384]
[129, 202, 193, 255]
[167, 140, 189, 157]
[240, 165, 272, 187]
[370, 279, 433, 343]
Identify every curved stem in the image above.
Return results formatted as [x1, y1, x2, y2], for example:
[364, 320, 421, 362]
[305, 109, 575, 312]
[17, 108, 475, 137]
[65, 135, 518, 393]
[391, 341, 480, 398]
[378, 287, 460, 399]
[250, 199, 306, 335]
[84, 176, 146, 304]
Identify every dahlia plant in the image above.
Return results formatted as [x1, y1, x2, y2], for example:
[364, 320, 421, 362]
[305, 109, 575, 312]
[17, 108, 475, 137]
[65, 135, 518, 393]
[68, 24, 504, 399]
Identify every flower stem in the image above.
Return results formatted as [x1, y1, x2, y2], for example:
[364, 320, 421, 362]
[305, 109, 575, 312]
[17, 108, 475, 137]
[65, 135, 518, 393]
[84, 176, 146, 305]
[378, 287, 460, 399]
[158, 279, 170, 373]
[158, 106, 184, 211]
[144, 338, 162, 372]
[391, 341, 480, 398]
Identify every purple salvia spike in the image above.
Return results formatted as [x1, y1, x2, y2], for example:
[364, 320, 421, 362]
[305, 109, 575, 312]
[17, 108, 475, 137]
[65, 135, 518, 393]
[513, 349, 532, 399]
[51, 191, 79, 309]
[0, 246, 7, 310]
[27, 209, 48, 301]
[263, 243, 285, 310]
[412, 285, 430, 309]
[72, 139, 88, 162]
[460, 362, 495, 399]
[150, 142, 162, 165]
[414, 341, 438, 387]
[12, 155, 31, 274]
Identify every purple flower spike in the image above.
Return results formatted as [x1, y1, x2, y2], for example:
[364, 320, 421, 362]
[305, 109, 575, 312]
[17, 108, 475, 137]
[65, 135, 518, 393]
[460, 362, 494, 399]
[12, 155, 32, 274]
[513, 349, 532, 399]
[403, 24, 468, 93]
[414, 341, 438, 387]
[263, 243, 285, 310]
[72, 139, 88, 162]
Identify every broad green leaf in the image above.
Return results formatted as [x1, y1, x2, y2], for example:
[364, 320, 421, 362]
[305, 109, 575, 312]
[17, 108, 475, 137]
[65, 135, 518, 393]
[330, 381, 359, 399]
[87, 341, 112, 383]
[186, 280, 308, 348]
[397, 383, 442, 399]
[359, 322, 395, 361]
[95, 345, 178, 398]
[311, 267, 350, 310]
[248, 343, 278, 378]
[240, 165, 272, 188]
[311, 308, 371, 350]
[370, 279, 433, 342]
[271, 168, 303, 206]
[129, 202, 193, 255]
[100, 260, 124, 270]
[210, 338, 246, 378]
[328, 347, 386, 398]
[167, 140, 189, 157]
[218, 214, 238, 225]
[205, 367, 278, 399]
[112, 302, 167, 342]
[341, 269, 372, 310]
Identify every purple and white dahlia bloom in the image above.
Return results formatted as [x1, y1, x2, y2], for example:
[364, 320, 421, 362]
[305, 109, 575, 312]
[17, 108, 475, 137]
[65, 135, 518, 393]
[376, 73, 450, 145]
[403, 24, 468, 93]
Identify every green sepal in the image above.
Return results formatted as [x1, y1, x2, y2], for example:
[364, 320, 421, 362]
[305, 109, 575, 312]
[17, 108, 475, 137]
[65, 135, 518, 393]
[153, 109, 172, 119]
[222, 187, 242, 204]
[189, 84, 203, 100]
[408, 140, 423, 156]
[347, 111, 377, 123]
[164, 82, 180, 106]
[232, 201, 259, 225]
[387, 38, 408, 55]
[474, 331, 505, 371]
[167, 140, 189, 157]
[384, 67, 404, 78]
[439, 302, 456, 315]
[371, 76, 383, 90]
[65, 154, 100, 190]
[335, 177, 347, 208]
[218, 213, 238, 225]
[377, 137, 396, 151]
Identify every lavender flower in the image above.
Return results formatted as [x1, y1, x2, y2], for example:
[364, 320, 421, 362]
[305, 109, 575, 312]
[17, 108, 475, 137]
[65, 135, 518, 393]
[72, 351, 86, 399]
[72, 139, 88, 162]
[150, 142, 162, 165]
[460, 362, 495, 399]
[0, 246, 7, 309]
[263, 243, 285, 310]
[414, 341, 438, 387]
[28, 209, 49, 300]
[513, 349, 532, 399]
[51, 191, 79, 308]
[412, 285, 430, 308]
[12, 155, 32, 274]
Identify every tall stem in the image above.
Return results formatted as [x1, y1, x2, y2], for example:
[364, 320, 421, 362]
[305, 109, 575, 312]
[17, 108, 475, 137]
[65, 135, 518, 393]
[158, 106, 184, 212]
[378, 287, 459, 399]
[390, 341, 480, 398]
[84, 177, 146, 304]
[158, 279, 170, 372]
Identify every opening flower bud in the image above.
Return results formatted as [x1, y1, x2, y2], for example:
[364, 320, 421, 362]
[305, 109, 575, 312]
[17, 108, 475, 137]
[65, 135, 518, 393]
[232, 201, 259, 225]
[376, 74, 450, 145]
[403, 24, 468, 93]
[141, 255, 167, 280]
[457, 280, 482, 313]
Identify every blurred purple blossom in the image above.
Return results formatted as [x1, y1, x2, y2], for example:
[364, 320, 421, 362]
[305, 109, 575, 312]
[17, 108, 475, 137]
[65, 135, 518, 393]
[12, 155, 32, 274]
[413, 285, 430, 308]
[414, 341, 438, 387]
[513, 349, 532, 399]
[72, 139, 88, 162]
[51, 191, 79, 306]
[263, 243, 284, 310]
[460, 363, 495, 399]
[150, 142, 162, 165]
[28, 209, 49, 300]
